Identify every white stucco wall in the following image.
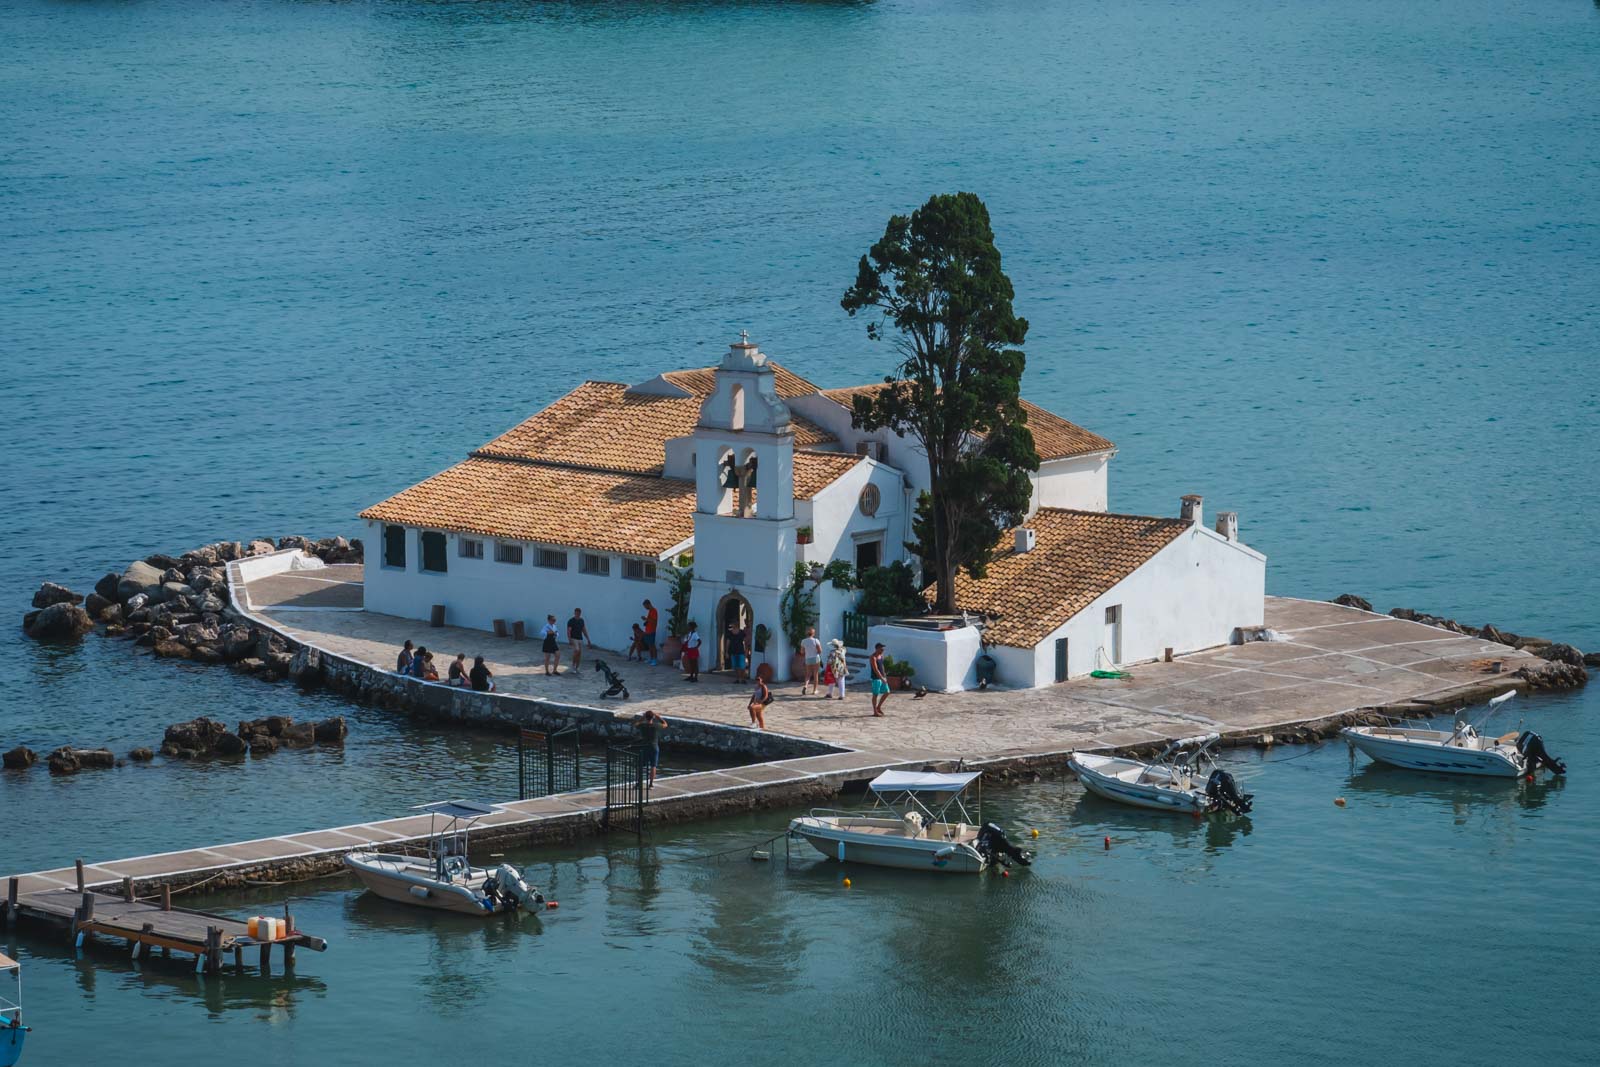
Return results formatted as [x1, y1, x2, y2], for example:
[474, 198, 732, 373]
[867, 622, 983, 693]
[1031, 451, 1111, 513]
[361, 522, 675, 653]
[1002, 524, 1266, 688]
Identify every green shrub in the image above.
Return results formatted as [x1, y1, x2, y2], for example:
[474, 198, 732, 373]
[856, 561, 925, 617]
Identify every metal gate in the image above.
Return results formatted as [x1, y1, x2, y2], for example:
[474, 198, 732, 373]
[518, 726, 580, 800]
[603, 745, 645, 835]
[842, 611, 869, 649]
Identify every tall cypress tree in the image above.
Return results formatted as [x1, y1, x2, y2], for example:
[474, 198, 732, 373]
[842, 192, 1039, 613]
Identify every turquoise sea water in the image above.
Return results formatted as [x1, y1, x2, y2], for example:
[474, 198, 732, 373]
[2, 0, 1598, 1063]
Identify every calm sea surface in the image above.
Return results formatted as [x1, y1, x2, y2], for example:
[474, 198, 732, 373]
[2, 0, 1597, 1063]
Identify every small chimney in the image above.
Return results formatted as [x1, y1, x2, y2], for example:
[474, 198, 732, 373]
[1014, 527, 1036, 554]
[1215, 511, 1238, 542]
[1180, 494, 1203, 527]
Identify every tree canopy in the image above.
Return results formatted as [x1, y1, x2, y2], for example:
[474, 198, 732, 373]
[841, 191, 1039, 614]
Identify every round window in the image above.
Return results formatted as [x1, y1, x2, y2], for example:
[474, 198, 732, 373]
[859, 483, 881, 517]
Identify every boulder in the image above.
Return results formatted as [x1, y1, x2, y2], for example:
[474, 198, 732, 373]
[118, 560, 165, 603]
[1585, 652, 1600, 668]
[104, 623, 127, 638]
[1513, 660, 1588, 691]
[144, 553, 184, 571]
[25, 602, 95, 642]
[152, 638, 192, 660]
[282, 721, 316, 746]
[98, 602, 123, 625]
[160, 581, 195, 601]
[85, 591, 114, 618]
[246, 540, 277, 557]
[47, 747, 80, 774]
[125, 592, 149, 614]
[1332, 593, 1373, 612]
[248, 734, 280, 755]
[160, 717, 230, 758]
[33, 581, 83, 608]
[266, 650, 294, 675]
[239, 715, 293, 738]
[214, 732, 247, 757]
[1388, 607, 1417, 621]
[313, 717, 348, 743]
[189, 567, 223, 592]
[21, 610, 38, 631]
[277, 535, 315, 552]
[289, 646, 323, 686]
[191, 645, 223, 664]
[1515, 636, 1552, 652]
[195, 592, 226, 615]
[128, 747, 154, 762]
[76, 748, 115, 769]
[94, 571, 121, 602]
[3, 746, 37, 770]
[1478, 624, 1513, 646]
[160, 567, 186, 585]
[177, 623, 221, 649]
[1538, 643, 1585, 667]
[234, 657, 265, 675]
[222, 625, 257, 661]
[214, 541, 243, 562]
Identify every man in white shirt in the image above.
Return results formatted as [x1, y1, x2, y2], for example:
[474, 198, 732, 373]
[681, 620, 703, 682]
[801, 626, 824, 695]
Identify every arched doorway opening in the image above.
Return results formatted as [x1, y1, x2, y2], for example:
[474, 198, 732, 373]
[715, 591, 752, 671]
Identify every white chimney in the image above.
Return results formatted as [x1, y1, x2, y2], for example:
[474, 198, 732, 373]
[1180, 494, 1203, 527]
[1215, 511, 1238, 542]
[1014, 527, 1036, 554]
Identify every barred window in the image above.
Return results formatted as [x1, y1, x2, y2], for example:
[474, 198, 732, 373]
[536, 548, 568, 571]
[580, 553, 610, 576]
[494, 543, 524, 565]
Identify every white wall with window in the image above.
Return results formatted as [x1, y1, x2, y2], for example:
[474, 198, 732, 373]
[362, 521, 677, 654]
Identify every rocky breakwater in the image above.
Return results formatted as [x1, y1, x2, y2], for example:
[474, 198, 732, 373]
[1331, 593, 1589, 690]
[22, 535, 360, 687]
[159, 715, 347, 759]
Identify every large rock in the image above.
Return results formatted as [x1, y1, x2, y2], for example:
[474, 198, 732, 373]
[188, 567, 224, 593]
[46, 747, 112, 774]
[1585, 652, 1600, 668]
[1513, 660, 1588, 691]
[1478, 624, 1514, 646]
[33, 582, 83, 608]
[98, 602, 123, 625]
[152, 638, 193, 660]
[3, 746, 37, 770]
[195, 592, 226, 615]
[25, 602, 95, 641]
[1388, 607, 1418, 621]
[277, 535, 315, 552]
[1332, 593, 1373, 612]
[176, 622, 221, 649]
[214, 732, 247, 757]
[94, 571, 121, 602]
[117, 560, 165, 603]
[246, 539, 277, 557]
[160, 581, 195, 601]
[144, 553, 183, 571]
[221, 625, 257, 661]
[288, 646, 323, 686]
[160, 717, 231, 759]
[1515, 636, 1552, 652]
[313, 717, 348, 743]
[1538, 643, 1585, 667]
[84, 591, 114, 618]
[47, 747, 80, 774]
[282, 721, 316, 746]
[128, 747, 154, 762]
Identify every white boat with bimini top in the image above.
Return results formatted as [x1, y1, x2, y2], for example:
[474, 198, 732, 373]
[1, 952, 27, 1067]
[1069, 733, 1253, 815]
[1342, 691, 1567, 779]
[788, 769, 1034, 874]
[344, 800, 549, 917]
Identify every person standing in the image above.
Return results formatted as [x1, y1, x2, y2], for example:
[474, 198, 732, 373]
[800, 626, 823, 695]
[641, 599, 660, 666]
[540, 614, 561, 676]
[566, 608, 591, 669]
[681, 620, 702, 682]
[868, 642, 890, 717]
[635, 709, 669, 787]
[748, 673, 772, 730]
[825, 639, 848, 701]
[726, 621, 749, 684]
[469, 655, 495, 692]
[396, 639, 415, 675]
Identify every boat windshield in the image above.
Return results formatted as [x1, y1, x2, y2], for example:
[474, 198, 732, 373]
[410, 800, 501, 879]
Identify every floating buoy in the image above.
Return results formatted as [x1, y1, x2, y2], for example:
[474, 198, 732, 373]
[1030, 828, 1040, 838]
[546, 901, 559, 909]
[1334, 797, 1346, 807]
[1103, 836, 1110, 850]
[842, 877, 852, 888]
[1001, 869, 1010, 878]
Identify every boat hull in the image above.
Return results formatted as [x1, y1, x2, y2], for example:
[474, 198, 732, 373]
[344, 853, 501, 916]
[1069, 754, 1211, 814]
[789, 818, 987, 873]
[1, 1023, 24, 1067]
[1341, 727, 1521, 778]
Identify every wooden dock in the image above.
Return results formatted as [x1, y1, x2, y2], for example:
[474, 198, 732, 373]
[4, 864, 327, 973]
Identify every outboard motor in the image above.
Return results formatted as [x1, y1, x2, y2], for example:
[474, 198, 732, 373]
[483, 864, 546, 911]
[974, 823, 1034, 868]
[1204, 769, 1254, 815]
[1516, 732, 1567, 776]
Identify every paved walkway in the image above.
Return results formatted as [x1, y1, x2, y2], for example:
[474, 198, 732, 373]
[249, 571, 1535, 759]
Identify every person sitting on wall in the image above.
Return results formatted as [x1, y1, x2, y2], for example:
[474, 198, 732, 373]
[420, 650, 440, 683]
[396, 639, 415, 675]
[470, 655, 494, 692]
[409, 646, 429, 678]
[447, 652, 469, 687]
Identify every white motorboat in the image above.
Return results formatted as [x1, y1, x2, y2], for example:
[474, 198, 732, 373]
[1, 951, 27, 1067]
[788, 769, 1034, 874]
[1070, 733, 1253, 815]
[1342, 692, 1567, 779]
[344, 801, 548, 917]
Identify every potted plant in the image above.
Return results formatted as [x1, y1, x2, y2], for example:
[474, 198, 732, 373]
[796, 525, 814, 545]
[882, 655, 916, 691]
[661, 564, 693, 665]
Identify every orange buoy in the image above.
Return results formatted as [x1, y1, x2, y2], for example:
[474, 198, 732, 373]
[1103, 836, 1110, 850]
[842, 877, 852, 888]
[546, 901, 560, 909]
[1334, 797, 1346, 807]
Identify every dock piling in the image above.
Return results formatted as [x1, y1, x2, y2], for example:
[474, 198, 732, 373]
[123, 876, 135, 903]
[161, 885, 171, 911]
[5, 876, 16, 928]
[75, 858, 85, 893]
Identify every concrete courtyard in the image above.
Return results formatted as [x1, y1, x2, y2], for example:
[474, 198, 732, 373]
[243, 566, 1535, 759]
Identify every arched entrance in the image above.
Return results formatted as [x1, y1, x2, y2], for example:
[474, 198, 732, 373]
[715, 591, 752, 672]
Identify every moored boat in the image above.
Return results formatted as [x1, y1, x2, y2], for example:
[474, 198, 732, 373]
[1069, 733, 1253, 815]
[789, 769, 1034, 874]
[1, 952, 27, 1067]
[344, 800, 548, 917]
[1342, 692, 1566, 779]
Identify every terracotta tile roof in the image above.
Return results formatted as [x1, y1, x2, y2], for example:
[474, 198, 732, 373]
[473, 379, 834, 475]
[359, 457, 696, 556]
[664, 361, 819, 399]
[943, 508, 1190, 648]
[819, 383, 1113, 460]
[793, 451, 865, 499]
